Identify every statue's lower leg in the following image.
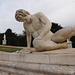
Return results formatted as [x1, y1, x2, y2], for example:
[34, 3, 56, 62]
[51, 26, 75, 43]
[33, 39, 68, 51]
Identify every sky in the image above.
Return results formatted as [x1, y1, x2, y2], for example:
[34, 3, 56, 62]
[0, 0, 75, 34]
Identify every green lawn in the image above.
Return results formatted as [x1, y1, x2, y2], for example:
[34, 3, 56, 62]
[0, 46, 23, 52]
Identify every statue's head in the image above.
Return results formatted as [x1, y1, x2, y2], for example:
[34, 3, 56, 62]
[15, 9, 30, 22]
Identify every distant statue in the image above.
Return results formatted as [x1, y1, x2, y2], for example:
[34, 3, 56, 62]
[67, 38, 72, 48]
[3, 34, 6, 40]
[2, 34, 7, 45]
[15, 9, 75, 51]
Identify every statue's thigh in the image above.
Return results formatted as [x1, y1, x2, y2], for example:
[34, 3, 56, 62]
[33, 39, 58, 50]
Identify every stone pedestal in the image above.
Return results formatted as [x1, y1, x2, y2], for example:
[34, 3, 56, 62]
[2, 40, 7, 45]
[0, 48, 75, 75]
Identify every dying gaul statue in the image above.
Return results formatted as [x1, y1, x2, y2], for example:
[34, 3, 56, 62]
[15, 9, 75, 51]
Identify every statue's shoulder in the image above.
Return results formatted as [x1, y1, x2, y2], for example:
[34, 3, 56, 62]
[36, 12, 44, 15]
[36, 12, 45, 17]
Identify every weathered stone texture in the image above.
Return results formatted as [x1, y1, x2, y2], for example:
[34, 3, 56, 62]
[0, 48, 75, 75]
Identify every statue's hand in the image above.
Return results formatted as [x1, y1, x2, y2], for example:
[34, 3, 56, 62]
[18, 47, 36, 53]
[21, 47, 31, 51]
[26, 47, 31, 50]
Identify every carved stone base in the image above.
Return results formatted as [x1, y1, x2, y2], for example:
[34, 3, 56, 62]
[0, 48, 75, 75]
[2, 40, 7, 45]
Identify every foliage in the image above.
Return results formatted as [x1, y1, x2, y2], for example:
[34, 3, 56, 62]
[0, 33, 4, 44]
[70, 36, 75, 48]
[0, 29, 27, 47]
[51, 22, 63, 33]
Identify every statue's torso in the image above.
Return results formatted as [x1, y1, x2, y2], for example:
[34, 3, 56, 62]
[23, 14, 45, 38]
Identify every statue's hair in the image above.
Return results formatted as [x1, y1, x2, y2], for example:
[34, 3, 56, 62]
[15, 9, 30, 21]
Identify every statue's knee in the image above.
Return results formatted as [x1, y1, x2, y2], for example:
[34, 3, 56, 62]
[33, 39, 43, 51]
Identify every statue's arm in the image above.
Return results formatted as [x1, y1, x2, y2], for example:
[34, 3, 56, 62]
[36, 12, 52, 38]
[27, 33, 31, 48]
[23, 24, 31, 48]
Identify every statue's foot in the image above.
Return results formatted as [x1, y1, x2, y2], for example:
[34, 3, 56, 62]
[16, 47, 36, 54]
[62, 42, 68, 48]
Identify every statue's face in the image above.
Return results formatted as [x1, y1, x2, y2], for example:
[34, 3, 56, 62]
[15, 9, 30, 22]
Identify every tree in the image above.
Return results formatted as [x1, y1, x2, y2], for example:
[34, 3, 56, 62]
[51, 22, 63, 33]
[70, 36, 75, 48]
[5, 29, 17, 45]
[0, 33, 4, 45]
[4, 29, 27, 46]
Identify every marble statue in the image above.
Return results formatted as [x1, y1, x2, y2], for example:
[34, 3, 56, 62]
[2, 34, 7, 45]
[15, 9, 75, 51]
[4, 34, 6, 40]
[67, 38, 72, 48]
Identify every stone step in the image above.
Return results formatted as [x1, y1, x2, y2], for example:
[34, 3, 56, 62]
[0, 48, 75, 75]
[0, 48, 75, 65]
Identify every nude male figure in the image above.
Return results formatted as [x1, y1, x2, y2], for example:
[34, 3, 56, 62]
[15, 9, 75, 51]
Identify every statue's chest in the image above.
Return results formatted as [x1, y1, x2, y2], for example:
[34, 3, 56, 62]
[24, 16, 44, 33]
[25, 24, 34, 33]
[32, 17, 44, 31]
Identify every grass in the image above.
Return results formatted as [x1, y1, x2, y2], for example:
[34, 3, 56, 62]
[0, 46, 23, 52]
